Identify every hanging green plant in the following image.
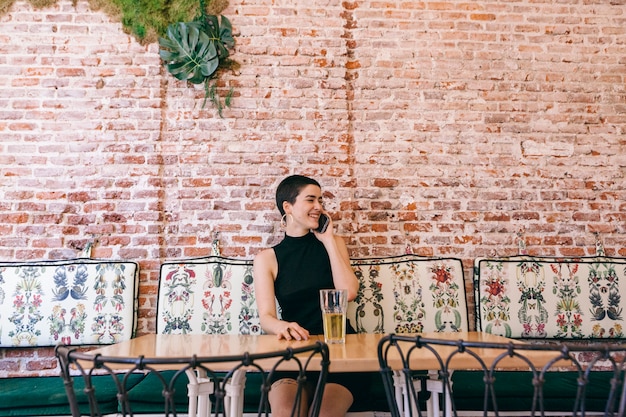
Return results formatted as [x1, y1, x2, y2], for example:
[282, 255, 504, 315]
[1, 1, 209, 45]
[158, 0, 237, 116]
[1, 0, 238, 115]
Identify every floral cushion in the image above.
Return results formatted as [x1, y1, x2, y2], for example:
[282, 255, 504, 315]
[348, 255, 469, 334]
[156, 255, 469, 337]
[156, 256, 261, 335]
[475, 256, 626, 339]
[0, 259, 139, 347]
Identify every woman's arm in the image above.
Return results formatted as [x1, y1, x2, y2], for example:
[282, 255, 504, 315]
[253, 248, 310, 341]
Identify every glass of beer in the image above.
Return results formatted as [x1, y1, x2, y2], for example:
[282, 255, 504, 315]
[319, 289, 347, 344]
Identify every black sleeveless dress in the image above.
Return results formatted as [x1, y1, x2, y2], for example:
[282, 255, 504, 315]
[273, 232, 355, 335]
[272, 233, 369, 408]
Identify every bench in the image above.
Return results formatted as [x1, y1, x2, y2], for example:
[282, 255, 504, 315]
[5, 253, 622, 416]
[0, 258, 140, 417]
[156, 256, 262, 417]
[136, 254, 468, 416]
[463, 255, 626, 413]
[349, 255, 469, 417]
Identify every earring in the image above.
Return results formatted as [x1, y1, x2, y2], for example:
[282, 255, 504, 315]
[280, 214, 294, 230]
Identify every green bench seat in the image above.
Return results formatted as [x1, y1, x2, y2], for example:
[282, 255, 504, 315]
[124, 371, 265, 414]
[0, 374, 145, 417]
[451, 370, 617, 413]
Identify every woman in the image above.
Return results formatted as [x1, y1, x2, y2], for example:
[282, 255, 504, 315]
[253, 174, 360, 417]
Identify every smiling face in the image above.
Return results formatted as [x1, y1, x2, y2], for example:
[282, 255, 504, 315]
[283, 184, 324, 233]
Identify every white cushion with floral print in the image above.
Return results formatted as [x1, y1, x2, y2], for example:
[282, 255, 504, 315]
[0, 259, 139, 347]
[348, 254, 469, 334]
[475, 256, 626, 339]
[157, 256, 261, 335]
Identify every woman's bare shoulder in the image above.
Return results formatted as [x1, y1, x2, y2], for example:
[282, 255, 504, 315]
[253, 247, 276, 267]
[253, 247, 278, 285]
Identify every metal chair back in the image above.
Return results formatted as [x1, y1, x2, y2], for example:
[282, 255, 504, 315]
[378, 334, 626, 417]
[56, 341, 329, 417]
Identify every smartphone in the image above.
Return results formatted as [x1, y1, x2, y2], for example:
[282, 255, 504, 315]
[315, 213, 330, 233]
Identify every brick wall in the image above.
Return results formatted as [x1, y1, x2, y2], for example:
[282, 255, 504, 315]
[1, 0, 625, 375]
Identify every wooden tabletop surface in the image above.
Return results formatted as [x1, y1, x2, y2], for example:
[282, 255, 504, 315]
[87, 332, 545, 373]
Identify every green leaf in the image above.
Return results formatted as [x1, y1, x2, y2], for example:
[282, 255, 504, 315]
[219, 16, 235, 48]
[158, 21, 220, 85]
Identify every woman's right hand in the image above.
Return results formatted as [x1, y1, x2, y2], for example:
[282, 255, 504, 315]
[277, 322, 310, 341]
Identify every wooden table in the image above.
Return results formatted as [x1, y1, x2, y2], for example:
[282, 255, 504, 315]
[87, 332, 553, 417]
[88, 331, 534, 372]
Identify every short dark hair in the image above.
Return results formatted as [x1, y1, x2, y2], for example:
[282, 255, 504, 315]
[275, 175, 321, 216]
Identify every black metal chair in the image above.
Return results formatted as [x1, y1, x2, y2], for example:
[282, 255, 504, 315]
[378, 334, 626, 417]
[56, 341, 329, 417]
